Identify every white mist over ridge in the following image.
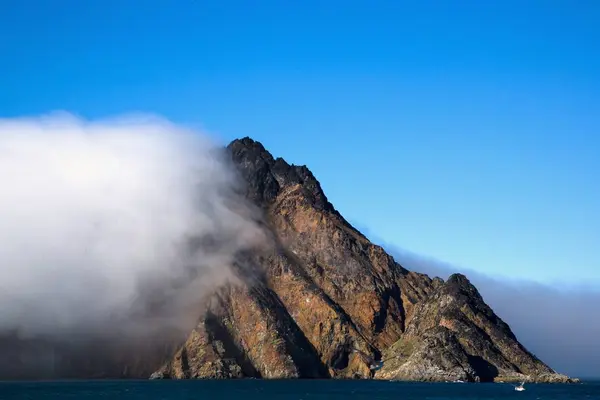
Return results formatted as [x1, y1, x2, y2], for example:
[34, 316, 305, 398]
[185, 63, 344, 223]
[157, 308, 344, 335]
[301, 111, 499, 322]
[0, 113, 267, 340]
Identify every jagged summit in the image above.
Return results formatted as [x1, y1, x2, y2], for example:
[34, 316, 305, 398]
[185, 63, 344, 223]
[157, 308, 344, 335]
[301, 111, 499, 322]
[443, 273, 487, 303]
[227, 137, 333, 213]
[446, 273, 471, 285]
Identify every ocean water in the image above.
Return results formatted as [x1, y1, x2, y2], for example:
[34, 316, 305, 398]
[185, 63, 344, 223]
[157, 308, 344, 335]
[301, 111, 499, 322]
[1, 380, 599, 400]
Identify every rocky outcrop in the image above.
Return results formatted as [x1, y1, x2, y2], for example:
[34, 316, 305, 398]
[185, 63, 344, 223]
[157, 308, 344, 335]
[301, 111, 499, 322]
[153, 137, 577, 383]
[375, 274, 578, 382]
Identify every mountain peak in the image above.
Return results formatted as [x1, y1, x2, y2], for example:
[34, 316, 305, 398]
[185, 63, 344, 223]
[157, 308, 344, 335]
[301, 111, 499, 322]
[447, 273, 470, 285]
[227, 137, 333, 212]
[442, 273, 486, 306]
[227, 137, 272, 160]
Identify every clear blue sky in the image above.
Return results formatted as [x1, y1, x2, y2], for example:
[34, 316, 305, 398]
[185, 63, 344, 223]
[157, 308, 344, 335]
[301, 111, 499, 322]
[1, 1, 599, 287]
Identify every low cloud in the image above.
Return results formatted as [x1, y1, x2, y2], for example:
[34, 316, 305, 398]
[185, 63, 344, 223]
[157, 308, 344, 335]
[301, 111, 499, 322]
[0, 113, 268, 376]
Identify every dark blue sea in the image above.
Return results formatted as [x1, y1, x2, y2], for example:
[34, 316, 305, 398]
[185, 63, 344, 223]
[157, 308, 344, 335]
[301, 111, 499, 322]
[1, 380, 599, 400]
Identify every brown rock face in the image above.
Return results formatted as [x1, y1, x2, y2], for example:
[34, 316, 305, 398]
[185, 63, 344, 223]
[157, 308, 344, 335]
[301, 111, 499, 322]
[153, 137, 577, 383]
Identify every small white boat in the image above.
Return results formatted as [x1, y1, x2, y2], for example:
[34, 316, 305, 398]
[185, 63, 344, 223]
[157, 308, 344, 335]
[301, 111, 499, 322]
[514, 382, 526, 391]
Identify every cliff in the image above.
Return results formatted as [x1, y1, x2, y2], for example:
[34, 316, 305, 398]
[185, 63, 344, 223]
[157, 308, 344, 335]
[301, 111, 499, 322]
[151, 137, 577, 383]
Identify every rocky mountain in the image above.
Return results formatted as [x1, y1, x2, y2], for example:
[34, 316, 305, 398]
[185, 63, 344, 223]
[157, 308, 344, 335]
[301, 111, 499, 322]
[151, 137, 577, 383]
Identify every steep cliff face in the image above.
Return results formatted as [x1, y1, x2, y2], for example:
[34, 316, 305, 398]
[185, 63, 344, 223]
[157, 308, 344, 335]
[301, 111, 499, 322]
[153, 138, 576, 383]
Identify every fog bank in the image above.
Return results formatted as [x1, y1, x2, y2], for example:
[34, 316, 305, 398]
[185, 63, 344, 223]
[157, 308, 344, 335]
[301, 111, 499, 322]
[0, 113, 267, 345]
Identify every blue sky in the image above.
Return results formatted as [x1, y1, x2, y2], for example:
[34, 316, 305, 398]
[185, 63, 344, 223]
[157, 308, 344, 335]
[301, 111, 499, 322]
[1, 1, 599, 287]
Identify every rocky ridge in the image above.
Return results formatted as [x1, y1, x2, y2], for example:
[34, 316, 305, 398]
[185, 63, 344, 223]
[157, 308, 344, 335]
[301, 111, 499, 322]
[152, 138, 577, 383]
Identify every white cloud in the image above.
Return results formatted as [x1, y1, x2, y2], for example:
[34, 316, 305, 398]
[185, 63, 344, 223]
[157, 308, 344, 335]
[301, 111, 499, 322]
[0, 112, 267, 340]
